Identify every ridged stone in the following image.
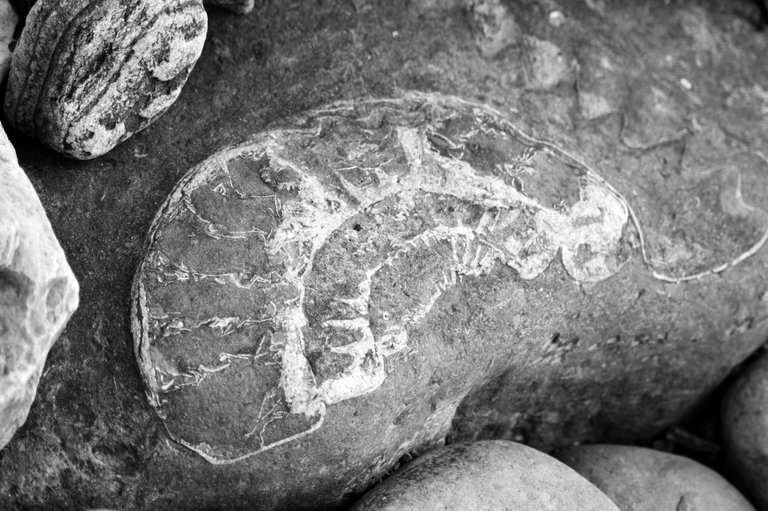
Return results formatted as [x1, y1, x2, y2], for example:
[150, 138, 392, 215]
[4, 0, 207, 160]
[0, 123, 79, 450]
[350, 441, 620, 510]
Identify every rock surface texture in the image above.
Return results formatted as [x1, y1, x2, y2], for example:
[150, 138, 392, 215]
[2, 1, 768, 510]
[722, 351, 768, 509]
[556, 444, 755, 511]
[3, 0, 208, 160]
[350, 440, 620, 510]
[0, 123, 79, 450]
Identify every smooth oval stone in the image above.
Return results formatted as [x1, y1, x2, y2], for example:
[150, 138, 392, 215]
[0, 123, 79, 450]
[556, 444, 754, 511]
[722, 352, 768, 509]
[351, 440, 620, 510]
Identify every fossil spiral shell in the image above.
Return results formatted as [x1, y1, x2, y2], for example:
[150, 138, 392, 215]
[131, 92, 633, 463]
[4, 0, 207, 160]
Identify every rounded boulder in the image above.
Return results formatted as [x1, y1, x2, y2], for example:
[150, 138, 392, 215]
[556, 444, 754, 511]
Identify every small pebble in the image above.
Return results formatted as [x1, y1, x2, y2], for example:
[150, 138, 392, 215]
[351, 441, 620, 510]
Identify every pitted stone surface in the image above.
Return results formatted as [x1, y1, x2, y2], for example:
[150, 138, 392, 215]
[0, 124, 79, 450]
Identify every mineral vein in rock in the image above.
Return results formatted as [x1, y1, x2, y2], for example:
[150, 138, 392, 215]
[132, 92, 767, 463]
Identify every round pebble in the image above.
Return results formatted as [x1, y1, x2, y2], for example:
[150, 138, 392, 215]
[556, 444, 754, 511]
[351, 440, 620, 510]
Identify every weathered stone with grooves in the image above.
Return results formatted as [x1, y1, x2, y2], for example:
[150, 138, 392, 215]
[133, 90, 768, 474]
[14, 0, 253, 16]
[351, 441, 620, 510]
[0, 123, 79, 450]
[0, 0, 17, 82]
[205, 0, 253, 14]
[556, 445, 755, 511]
[4, 0, 207, 160]
[722, 352, 768, 510]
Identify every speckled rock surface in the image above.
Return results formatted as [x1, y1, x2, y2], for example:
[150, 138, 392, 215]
[350, 440, 620, 510]
[722, 350, 768, 509]
[0, 123, 79, 451]
[4, 0, 207, 160]
[556, 444, 755, 511]
[1, 0, 768, 510]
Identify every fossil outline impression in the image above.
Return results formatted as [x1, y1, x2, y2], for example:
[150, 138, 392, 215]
[131, 92, 768, 464]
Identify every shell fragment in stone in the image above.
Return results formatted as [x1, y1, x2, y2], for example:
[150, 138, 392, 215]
[132, 92, 638, 464]
[0, 123, 79, 450]
[3, 0, 207, 160]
